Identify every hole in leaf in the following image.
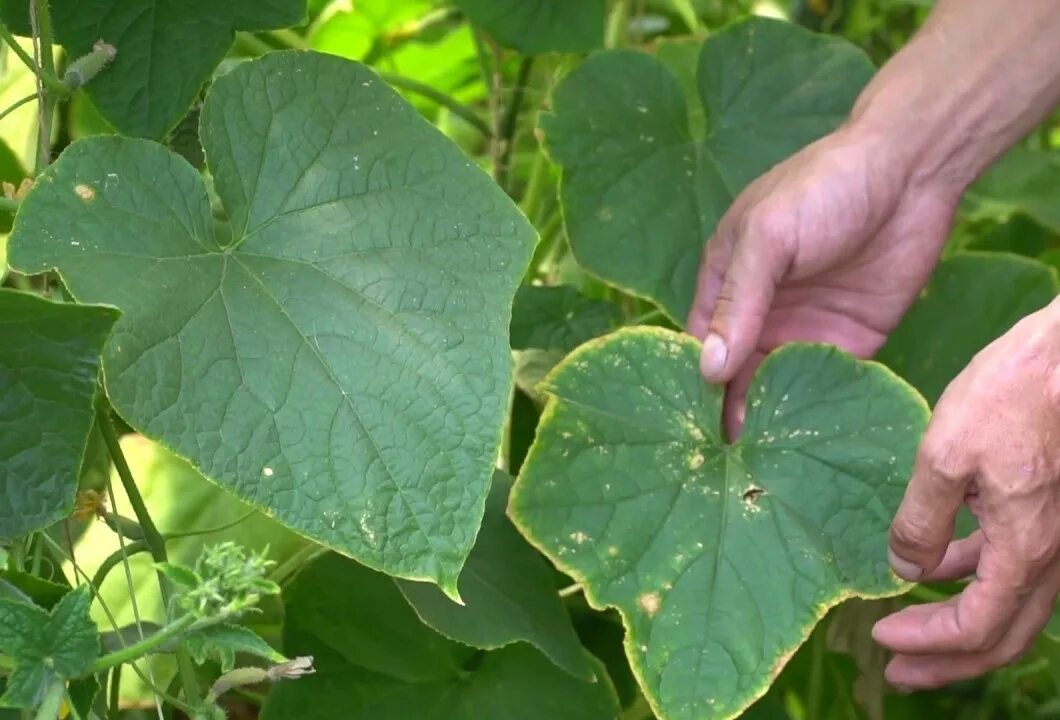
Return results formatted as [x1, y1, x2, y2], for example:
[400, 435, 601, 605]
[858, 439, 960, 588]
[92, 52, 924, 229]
[742, 486, 765, 505]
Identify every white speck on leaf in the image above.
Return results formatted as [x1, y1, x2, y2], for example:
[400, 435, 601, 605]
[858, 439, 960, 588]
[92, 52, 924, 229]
[638, 591, 661, 616]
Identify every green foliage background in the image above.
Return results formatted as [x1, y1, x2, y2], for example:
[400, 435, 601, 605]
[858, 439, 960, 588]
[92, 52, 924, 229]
[0, 1, 1058, 719]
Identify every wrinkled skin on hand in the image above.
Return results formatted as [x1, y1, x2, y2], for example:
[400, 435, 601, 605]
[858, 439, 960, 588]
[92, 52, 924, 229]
[873, 304, 1060, 689]
[686, 126, 957, 438]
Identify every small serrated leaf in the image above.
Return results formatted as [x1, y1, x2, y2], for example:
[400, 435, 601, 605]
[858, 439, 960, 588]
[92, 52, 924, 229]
[185, 624, 285, 672]
[0, 587, 99, 709]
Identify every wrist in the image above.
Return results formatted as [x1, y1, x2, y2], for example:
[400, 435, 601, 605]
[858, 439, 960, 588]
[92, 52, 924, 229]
[842, 0, 1060, 197]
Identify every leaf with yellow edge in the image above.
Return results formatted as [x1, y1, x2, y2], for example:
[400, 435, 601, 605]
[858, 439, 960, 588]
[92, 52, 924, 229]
[509, 327, 928, 720]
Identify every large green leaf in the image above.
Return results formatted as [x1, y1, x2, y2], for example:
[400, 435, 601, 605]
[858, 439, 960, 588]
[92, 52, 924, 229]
[510, 285, 622, 351]
[541, 18, 874, 322]
[0, 588, 98, 708]
[0, 0, 307, 139]
[397, 471, 594, 679]
[510, 327, 928, 720]
[0, 291, 118, 539]
[261, 553, 620, 720]
[452, 0, 605, 54]
[878, 253, 1059, 405]
[10, 51, 535, 593]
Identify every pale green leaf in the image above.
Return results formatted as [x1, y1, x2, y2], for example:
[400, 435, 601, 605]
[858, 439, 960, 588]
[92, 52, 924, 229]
[10, 51, 535, 592]
[452, 0, 605, 54]
[0, 291, 119, 539]
[185, 624, 285, 672]
[510, 327, 928, 720]
[261, 553, 620, 720]
[878, 253, 1058, 405]
[397, 471, 594, 679]
[965, 147, 1060, 232]
[541, 18, 873, 322]
[510, 285, 622, 351]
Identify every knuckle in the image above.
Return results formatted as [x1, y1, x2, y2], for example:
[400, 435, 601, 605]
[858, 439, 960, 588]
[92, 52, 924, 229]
[918, 438, 968, 485]
[889, 514, 937, 554]
[958, 624, 1000, 654]
[742, 205, 791, 250]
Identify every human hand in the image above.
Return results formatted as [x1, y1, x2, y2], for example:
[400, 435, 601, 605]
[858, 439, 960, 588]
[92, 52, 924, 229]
[687, 126, 959, 436]
[872, 301, 1060, 689]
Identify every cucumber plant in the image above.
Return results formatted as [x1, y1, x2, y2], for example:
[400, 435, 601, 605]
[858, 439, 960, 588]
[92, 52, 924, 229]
[0, 1, 1058, 719]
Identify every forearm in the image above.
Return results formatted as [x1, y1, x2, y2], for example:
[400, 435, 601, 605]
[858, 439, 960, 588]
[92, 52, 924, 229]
[846, 0, 1060, 192]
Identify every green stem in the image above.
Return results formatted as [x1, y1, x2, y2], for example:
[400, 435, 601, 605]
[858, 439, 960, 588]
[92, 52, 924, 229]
[626, 308, 665, 326]
[29, 533, 43, 576]
[266, 28, 308, 50]
[519, 148, 549, 225]
[269, 542, 326, 586]
[907, 584, 952, 603]
[91, 539, 150, 591]
[0, 92, 39, 124]
[31, 0, 57, 173]
[233, 32, 275, 57]
[471, 29, 502, 175]
[91, 615, 198, 673]
[806, 629, 824, 720]
[32, 680, 64, 720]
[497, 56, 535, 191]
[376, 71, 490, 137]
[107, 666, 121, 720]
[0, 195, 18, 213]
[0, 21, 65, 95]
[96, 407, 202, 705]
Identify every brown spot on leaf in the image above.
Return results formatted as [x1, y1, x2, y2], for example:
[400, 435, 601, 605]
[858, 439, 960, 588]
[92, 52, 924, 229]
[74, 184, 95, 202]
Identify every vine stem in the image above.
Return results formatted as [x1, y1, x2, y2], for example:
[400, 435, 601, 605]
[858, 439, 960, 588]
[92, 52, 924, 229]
[496, 56, 534, 191]
[0, 22, 64, 95]
[32, 680, 63, 720]
[0, 92, 39, 124]
[90, 614, 198, 673]
[375, 71, 490, 137]
[30, 0, 57, 173]
[95, 408, 202, 706]
[472, 29, 502, 178]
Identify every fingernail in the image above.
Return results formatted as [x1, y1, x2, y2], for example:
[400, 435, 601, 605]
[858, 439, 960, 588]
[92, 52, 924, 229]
[700, 333, 728, 380]
[888, 548, 924, 581]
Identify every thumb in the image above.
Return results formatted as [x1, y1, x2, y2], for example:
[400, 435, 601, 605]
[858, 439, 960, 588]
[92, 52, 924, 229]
[888, 435, 971, 581]
[700, 220, 791, 384]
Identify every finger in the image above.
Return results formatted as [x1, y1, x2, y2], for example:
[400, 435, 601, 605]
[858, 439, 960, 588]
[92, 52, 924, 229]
[722, 352, 765, 442]
[883, 570, 1059, 690]
[873, 533, 1046, 656]
[888, 426, 973, 580]
[923, 531, 983, 582]
[688, 229, 736, 339]
[700, 212, 793, 384]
